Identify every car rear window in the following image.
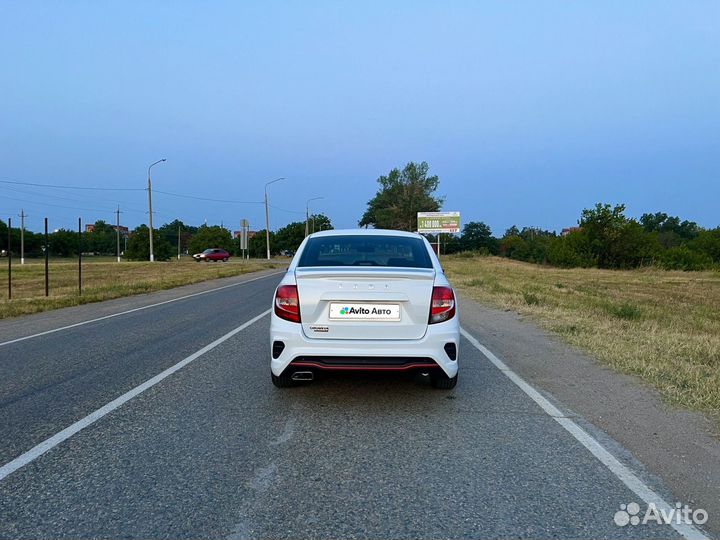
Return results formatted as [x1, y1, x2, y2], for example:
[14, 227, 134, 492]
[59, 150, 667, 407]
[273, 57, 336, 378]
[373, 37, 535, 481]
[297, 235, 433, 268]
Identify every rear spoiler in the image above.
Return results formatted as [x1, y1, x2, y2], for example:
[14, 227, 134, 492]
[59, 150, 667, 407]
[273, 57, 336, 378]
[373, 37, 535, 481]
[294, 267, 436, 280]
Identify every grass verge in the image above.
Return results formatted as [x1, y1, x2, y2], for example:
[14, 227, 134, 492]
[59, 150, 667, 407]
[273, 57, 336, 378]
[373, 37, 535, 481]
[443, 255, 720, 420]
[0, 257, 284, 319]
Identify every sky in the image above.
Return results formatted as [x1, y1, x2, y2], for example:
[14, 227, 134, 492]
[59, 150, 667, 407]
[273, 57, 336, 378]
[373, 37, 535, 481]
[1, 1, 718, 236]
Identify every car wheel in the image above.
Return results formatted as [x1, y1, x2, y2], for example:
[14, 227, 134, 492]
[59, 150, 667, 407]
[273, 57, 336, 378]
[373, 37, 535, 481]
[271, 372, 295, 388]
[223, 257, 228, 262]
[431, 372, 458, 389]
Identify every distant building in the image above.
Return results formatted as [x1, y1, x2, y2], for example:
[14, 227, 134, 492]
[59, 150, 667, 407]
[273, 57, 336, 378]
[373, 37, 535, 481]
[234, 230, 258, 239]
[561, 227, 581, 236]
[85, 223, 129, 236]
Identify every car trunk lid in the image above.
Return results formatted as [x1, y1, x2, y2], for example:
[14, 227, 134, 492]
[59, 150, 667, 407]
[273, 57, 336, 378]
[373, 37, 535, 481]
[295, 267, 435, 340]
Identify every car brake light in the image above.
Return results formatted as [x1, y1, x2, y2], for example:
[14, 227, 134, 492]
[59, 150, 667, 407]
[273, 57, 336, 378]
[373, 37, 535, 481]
[429, 286, 455, 324]
[275, 285, 301, 323]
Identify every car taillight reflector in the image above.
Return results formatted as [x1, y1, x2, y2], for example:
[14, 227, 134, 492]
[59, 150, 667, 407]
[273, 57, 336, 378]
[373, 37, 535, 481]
[275, 285, 301, 323]
[429, 286, 455, 324]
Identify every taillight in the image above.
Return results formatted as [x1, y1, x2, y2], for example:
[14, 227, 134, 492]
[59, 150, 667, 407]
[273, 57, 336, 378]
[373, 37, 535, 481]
[274, 285, 301, 323]
[429, 286, 455, 324]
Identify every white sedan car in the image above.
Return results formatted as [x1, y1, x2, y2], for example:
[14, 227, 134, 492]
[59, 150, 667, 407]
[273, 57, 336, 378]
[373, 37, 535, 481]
[270, 229, 459, 389]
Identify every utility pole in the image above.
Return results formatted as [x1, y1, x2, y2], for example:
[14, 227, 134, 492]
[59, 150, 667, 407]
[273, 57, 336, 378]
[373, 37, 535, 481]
[44, 217, 49, 296]
[264, 177, 285, 260]
[147, 158, 166, 262]
[115, 205, 122, 263]
[19, 209, 26, 264]
[177, 222, 181, 260]
[7, 217, 11, 300]
[78, 217, 82, 295]
[305, 197, 323, 237]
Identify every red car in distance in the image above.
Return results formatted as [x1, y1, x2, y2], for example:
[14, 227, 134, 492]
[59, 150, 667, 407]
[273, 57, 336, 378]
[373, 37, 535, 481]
[193, 248, 230, 262]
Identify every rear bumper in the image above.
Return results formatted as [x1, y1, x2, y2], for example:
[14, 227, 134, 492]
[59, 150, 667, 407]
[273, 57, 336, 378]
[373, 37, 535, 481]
[270, 314, 459, 378]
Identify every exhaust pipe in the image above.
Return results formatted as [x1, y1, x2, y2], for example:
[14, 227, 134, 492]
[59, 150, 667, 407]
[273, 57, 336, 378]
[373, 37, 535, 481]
[291, 371, 314, 382]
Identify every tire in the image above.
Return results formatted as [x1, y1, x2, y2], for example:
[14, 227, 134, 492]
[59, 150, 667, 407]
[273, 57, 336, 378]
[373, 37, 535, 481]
[431, 372, 458, 389]
[271, 372, 295, 388]
[223, 257, 228, 262]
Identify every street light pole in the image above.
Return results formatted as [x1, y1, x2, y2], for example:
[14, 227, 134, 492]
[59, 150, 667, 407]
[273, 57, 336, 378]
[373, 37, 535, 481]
[305, 197, 323, 237]
[264, 177, 285, 260]
[115, 205, 122, 263]
[19, 209, 27, 264]
[147, 158, 166, 262]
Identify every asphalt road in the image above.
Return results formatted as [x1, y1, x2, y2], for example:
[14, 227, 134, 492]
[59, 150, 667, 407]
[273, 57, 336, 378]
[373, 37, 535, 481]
[0, 270, 712, 539]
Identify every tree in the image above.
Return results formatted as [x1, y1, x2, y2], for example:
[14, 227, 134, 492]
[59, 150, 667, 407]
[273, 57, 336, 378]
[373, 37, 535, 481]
[272, 214, 334, 254]
[248, 229, 274, 258]
[579, 203, 628, 268]
[187, 225, 233, 255]
[577, 204, 663, 268]
[274, 221, 305, 253]
[499, 235, 529, 260]
[640, 212, 700, 248]
[640, 212, 700, 239]
[49, 229, 78, 257]
[609, 220, 661, 268]
[359, 161, 443, 231]
[86, 220, 115, 255]
[689, 228, 720, 263]
[307, 213, 332, 234]
[158, 220, 197, 255]
[461, 222, 497, 253]
[547, 232, 594, 268]
[126, 225, 174, 261]
[660, 246, 713, 271]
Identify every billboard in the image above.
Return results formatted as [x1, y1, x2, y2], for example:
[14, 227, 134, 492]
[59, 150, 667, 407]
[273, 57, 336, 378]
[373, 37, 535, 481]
[417, 211, 461, 234]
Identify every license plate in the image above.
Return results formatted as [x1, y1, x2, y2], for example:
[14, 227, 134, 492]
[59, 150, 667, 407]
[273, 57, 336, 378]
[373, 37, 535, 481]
[329, 303, 401, 321]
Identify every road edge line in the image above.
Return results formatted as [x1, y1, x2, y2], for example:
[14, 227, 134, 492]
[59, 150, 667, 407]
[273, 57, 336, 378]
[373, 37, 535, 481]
[0, 270, 284, 348]
[460, 326, 709, 540]
[0, 308, 272, 482]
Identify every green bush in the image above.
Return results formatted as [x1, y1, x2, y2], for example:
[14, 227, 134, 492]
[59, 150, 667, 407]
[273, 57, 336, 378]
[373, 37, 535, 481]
[522, 291, 541, 305]
[188, 226, 233, 255]
[659, 246, 714, 271]
[126, 225, 174, 261]
[688, 229, 720, 263]
[546, 233, 595, 268]
[604, 301, 643, 320]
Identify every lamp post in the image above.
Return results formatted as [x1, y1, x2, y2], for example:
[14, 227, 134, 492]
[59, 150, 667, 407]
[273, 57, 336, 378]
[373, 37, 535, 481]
[264, 177, 285, 260]
[305, 197, 323, 237]
[147, 158, 166, 262]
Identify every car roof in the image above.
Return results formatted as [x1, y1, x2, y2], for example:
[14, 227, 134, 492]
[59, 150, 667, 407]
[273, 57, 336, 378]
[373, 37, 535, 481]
[307, 228, 424, 239]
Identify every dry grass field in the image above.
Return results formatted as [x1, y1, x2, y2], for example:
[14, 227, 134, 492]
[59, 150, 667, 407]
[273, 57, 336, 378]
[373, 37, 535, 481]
[0, 257, 284, 319]
[443, 254, 720, 418]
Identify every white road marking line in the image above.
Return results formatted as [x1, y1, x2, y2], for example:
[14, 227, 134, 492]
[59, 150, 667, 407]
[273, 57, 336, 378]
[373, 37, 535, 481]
[0, 309, 271, 482]
[460, 327, 709, 540]
[0, 271, 284, 348]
